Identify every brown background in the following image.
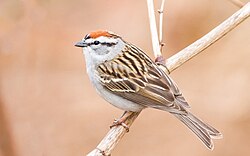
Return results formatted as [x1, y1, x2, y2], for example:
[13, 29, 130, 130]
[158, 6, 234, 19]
[1, 0, 250, 156]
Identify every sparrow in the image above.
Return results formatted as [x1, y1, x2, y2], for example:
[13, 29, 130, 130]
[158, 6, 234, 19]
[75, 30, 222, 150]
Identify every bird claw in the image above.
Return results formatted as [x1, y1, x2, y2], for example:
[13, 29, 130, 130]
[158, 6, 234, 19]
[110, 119, 129, 132]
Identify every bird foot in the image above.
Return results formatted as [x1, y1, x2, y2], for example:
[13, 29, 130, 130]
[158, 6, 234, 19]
[109, 111, 134, 132]
[110, 119, 129, 132]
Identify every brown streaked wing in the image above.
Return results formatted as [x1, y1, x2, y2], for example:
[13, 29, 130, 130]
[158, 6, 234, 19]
[96, 45, 189, 114]
[158, 64, 190, 108]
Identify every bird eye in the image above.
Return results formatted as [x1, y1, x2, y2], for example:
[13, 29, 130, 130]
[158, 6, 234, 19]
[93, 41, 100, 45]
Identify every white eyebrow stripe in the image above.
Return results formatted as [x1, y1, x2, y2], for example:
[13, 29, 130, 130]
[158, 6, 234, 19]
[97, 36, 117, 43]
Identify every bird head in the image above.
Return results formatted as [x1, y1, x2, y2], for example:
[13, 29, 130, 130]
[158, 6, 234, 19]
[75, 30, 126, 64]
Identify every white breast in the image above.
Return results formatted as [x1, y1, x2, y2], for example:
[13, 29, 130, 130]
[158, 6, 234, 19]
[83, 48, 145, 112]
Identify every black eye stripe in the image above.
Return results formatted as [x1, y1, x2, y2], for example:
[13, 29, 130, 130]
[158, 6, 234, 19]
[89, 42, 117, 47]
[104, 42, 115, 47]
[101, 42, 116, 47]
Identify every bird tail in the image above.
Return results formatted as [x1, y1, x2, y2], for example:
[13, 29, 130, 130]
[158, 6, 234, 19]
[173, 112, 222, 150]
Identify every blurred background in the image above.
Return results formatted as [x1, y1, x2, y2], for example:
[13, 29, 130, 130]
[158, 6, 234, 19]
[0, 0, 250, 155]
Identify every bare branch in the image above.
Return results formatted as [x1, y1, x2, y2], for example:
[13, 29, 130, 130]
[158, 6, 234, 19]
[147, 0, 162, 58]
[228, 0, 246, 8]
[86, 2, 250, 156]
[158, 0, 166, 53]
[166, 2, 250, 73]
[87, 112, 140, 156]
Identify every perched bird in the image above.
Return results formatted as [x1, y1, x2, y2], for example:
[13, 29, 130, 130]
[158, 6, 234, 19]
[75, 30, 222, 150]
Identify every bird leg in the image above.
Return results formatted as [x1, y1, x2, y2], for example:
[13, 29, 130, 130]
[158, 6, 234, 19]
[110, 111, 133, 132]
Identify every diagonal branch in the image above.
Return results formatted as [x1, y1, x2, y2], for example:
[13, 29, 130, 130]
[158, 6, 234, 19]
[228, 0, 246, 8]
[87, 1, 250, 156]
[165, 2, 250, 73]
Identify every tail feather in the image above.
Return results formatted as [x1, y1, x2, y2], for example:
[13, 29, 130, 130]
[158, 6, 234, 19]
[173, 112, 222, 150]
[187, 113, 222, 139]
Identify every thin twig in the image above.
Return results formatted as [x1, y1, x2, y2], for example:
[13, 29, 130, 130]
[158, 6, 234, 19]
[165, 2, 250, 73]
[86, 2, 250, 156]
[158, 0, 166, 53]
[228, 0, 246, 8]
[147, 0, 162, 58]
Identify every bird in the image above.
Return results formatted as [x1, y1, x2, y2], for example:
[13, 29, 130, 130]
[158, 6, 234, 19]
[75, 30, 222, 150]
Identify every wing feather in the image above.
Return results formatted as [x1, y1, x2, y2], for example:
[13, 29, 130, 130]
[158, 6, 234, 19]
[96, 44, 189, 114]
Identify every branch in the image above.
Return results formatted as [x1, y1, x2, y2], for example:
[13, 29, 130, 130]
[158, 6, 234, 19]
[87, 112, 140, 156]
[165, 2, 250, 73]
[86, 2, 250, 156]
[147, 0, 162, 58]
[158, 0, 166, 52]
[228, 0, 245, 8]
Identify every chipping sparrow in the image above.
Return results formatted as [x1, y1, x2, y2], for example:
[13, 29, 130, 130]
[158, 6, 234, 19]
[75, 30, 222, 150]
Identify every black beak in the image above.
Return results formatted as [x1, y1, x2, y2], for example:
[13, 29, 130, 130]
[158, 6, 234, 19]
[75, 41, 87, 47]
